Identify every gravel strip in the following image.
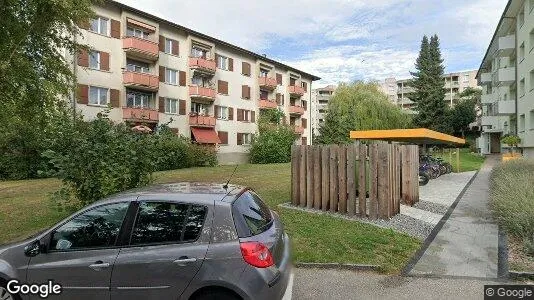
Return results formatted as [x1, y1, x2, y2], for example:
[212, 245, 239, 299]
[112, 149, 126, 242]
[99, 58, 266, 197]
[413, 200, 449, 215]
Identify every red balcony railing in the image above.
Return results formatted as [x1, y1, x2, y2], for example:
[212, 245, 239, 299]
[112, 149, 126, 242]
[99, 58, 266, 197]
[122, 37, 159, 61]
[258, 76, 277, 90]
[293, 126, 304, 135]
[288, 105, 305, 115]
[123, 71, 159, 91]
[189, 114, 216, 127]
[259, 99, 278, 109]
[189, 85, 216, 101]
[122, 107, 159, 123]
[189, 57, 216, 74]
[288, 85, 305, 97]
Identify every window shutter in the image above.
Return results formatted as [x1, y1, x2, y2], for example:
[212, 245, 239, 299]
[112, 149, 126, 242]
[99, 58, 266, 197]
[159, 66, 165, 82]
[214, 105, 220, 118]
[179, 100, 186, 115]
[77, 19, 90, 30]
[242, 85, 248, 99]
[100, 52, 110, 71]
[170, 128, 179, 135]
[159, 35, 165, 52]
[302, 118, 307, 128]
[110, 89, 120, 107]
[237, 133, 243, 145]
[251, 111, 256, 123]
[282, 94, 285, 105]
[77, 84, 88, 104]
[276, 93, 281, 104]
[218, 131, 228, 144]
[179, 71, 186, 86]
[77, 49, 89, 67]
[110, 19, 121, 38]
[228, 107, 234, 120]
[215, 54, 219, 67]
[242, 62, 250, 76]
[228, 58, 234, 71]
[303, 82, 308, 92]
[172, 40, 179, 56]
[236, 109, 242, 121]
[247, 86, 251, 99]
[276, 73, 282, 85]
[159, 97, 165, 113]
[218, 80, 228, 95]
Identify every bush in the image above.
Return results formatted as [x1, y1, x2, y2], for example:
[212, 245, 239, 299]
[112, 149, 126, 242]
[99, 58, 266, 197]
[490, 159, 534, 252]
[250, 123, 296, 164]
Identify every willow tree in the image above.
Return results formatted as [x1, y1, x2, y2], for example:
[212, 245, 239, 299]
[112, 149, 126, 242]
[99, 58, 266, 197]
[316, 82, 413, 145]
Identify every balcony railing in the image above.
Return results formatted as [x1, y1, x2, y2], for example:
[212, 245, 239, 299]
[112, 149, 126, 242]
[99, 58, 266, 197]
[122, 107, 159, 123]
[288, 85, 305, 97]
[293, 125, 304, 135]
[258, 76, 277, 90]
[123, 71, 159, 91]
[497, 35, 515, 57]
[189, 85, 216, 101]
[289, 105, 305, 115]
[495, 100, 515, 115]
[189, 114, 216, 127]
[189, 57, 216, 75]
[122, 37, 159, 61]
[259, 99, 278, 109]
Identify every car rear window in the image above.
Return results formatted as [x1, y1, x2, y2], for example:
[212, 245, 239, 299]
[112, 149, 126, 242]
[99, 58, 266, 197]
[232, 191, 273, 238]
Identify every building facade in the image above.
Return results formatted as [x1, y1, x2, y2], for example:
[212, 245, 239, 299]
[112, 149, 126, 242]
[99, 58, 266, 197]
[72, 1, 319, 164]
[476, 0, 534, 157]
[310, 85, 336, 136]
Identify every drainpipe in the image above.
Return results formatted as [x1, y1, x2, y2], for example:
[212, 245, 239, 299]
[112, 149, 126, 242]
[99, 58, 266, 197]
[71, 33, 77, 119]
[309, 81, 313, 145]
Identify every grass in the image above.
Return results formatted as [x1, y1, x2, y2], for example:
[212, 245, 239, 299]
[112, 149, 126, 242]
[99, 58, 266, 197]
[433, 148, 486, 172]
[0, 163, 421, 273]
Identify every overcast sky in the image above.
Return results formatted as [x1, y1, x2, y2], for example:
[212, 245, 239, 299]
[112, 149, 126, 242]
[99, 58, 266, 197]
[117, 0, 507, 87]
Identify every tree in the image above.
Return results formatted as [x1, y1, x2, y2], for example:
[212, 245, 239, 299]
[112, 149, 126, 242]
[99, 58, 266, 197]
[316, 82, 412, 145]
[249, 110, 296, 164]
[448, 88, 480, 138]
[411, 35, 450, 133]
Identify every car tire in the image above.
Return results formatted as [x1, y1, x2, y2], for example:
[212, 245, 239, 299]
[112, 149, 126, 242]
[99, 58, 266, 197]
[193, 289, 240, 300]
[0, 280, 20, 300]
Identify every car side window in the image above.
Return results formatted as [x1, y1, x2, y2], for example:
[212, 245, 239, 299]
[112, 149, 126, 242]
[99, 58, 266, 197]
[130, 202, 207, 246]
[232, 191, 273, 238]
[50, 202, 130, 251]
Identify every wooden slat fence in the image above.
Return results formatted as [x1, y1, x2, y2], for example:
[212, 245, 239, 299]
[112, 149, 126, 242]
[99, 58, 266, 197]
[291, 143, 419, 220]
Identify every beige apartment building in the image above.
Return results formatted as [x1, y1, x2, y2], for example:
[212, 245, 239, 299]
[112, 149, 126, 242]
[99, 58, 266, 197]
[311, 85, 336, 136]
[71, 0, 319, 164]
[476, 0, 534, 157]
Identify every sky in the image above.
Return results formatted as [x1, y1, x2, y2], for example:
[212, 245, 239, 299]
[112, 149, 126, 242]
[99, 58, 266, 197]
[117, 0, 508, 87]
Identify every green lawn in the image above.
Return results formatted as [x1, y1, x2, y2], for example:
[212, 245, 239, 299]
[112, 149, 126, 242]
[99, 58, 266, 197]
[0, 163, 421, 273]
[433, 148, 486, 172]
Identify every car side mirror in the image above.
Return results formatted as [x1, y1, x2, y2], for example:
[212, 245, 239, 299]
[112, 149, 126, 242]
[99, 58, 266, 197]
[24, 240, 41, 257]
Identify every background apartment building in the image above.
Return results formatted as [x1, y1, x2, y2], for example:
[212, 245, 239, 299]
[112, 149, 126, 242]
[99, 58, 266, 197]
[476, 0, 534, 158]
[311, 85, 336, 136]
[72, 1, 319, 164]
[379, 70, 479, 112]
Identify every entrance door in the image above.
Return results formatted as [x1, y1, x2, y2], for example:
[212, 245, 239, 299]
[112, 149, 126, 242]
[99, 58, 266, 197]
[490, 133, 502, 153]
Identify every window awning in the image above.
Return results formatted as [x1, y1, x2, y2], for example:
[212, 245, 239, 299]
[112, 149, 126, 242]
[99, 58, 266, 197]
[191, 127, 221, 144]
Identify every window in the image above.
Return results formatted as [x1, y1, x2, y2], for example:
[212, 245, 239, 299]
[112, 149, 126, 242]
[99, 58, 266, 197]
[520, 78, 526, 97]
[130, 202, 207, 245]
[242, 133, 252, 145]
[191, 102, 208, 115]
[165, 68, 178, 85]
[89, 51, 100, 70]
[89, 86, 108, 106]
[217, 55, 228, 70]
[165, 38, 175, 55]
[191, 46, 208, 59]
[243, 110, 251, 122]
[519, 8, 525, 28]
[217, 106, 228, 120]
[126, 90, 153, 108]
[530, 29, 534, 51]
[127, 27, 149, 39]
[520, 114, 526, 132]
[260, 90, 269, 100]
[530, 110, 534, 129]
[50, 202, 129, 251]
[520, 42, 525, 62]
[530, 70, 534, 91]
[232, 191, 272, 238]
[259, 68, 269, 77]
[165, 98, 179, 114]
[90, 17, 108, 35]
[531, 0, 534, 13]
[463, 74, 470, 83]
[191, 76, 210, 87]
[126, 59, 150, 73]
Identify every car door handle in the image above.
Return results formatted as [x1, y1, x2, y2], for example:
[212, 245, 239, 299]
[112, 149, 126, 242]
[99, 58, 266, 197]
[89, 261, 110, 271]
[173, 257, 197, 266]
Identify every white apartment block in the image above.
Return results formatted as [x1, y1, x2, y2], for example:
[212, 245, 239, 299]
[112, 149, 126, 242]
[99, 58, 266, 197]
[311, 85, 336, 136]
[71, 1, 319, 164]
[476, 0, 534, 157]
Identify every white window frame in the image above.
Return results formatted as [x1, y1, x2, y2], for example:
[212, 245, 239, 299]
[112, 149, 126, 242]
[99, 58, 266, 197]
[126, 90, 153, 108]
[217, 55, 228, 70]
[259, 69, 269, 77]
[89, 51, 100, 70]
[165, 38, 174, 55]
[217, 106, 228, 120]
[191, 102, 208, 116]
[88, 86, 109, 106]
[165, 98, 179, 114]
[90, 17, 108, 35]
[127, 27, 150, 39]
[126, 60, 150, 73]
[242, 133, 252, 145]
[191, 46, 208, 59]
[243, 110, 250, 122]
[165, 68, 178, 85]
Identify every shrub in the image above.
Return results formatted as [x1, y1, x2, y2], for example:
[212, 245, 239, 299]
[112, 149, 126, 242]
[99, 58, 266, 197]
[490, 159, 534, 252]
[250, 123, 296, 164]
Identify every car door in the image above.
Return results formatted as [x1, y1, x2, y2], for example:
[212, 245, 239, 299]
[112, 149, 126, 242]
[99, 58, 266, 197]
[26, 202, 131, 300]
[111, 200, 210, 300]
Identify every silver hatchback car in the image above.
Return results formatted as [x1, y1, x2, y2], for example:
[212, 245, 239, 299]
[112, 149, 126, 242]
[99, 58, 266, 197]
[0, 183, 292, 300]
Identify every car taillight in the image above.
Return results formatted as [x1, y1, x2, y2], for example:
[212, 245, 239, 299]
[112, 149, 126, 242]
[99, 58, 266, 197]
[240, 241, 274, 268]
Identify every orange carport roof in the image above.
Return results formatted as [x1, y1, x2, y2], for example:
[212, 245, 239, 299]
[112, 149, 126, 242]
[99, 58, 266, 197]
[191, 127, 221, 144]
[349, 128, 465, 145]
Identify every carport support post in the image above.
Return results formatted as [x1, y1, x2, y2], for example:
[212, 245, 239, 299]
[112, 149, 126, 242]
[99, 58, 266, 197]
[449, 148, 453, 167]
[456, 147, 460, 173]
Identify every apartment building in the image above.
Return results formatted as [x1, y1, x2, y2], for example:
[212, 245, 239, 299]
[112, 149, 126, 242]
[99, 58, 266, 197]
[72, 1, 319, 164]
[379, 70, 479, 112]
[311, 85, 336, 136]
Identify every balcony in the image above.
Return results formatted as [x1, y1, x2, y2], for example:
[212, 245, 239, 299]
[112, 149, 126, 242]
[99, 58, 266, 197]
[480, 72, 492, 83]
[288, 85, 305, 97]
[189, 57, 216, 76]
[495, 100, 515, 115]
[481, 116, 502, 132]
[497, 35, 515, 57]
[493, 67, 515, 86]
[259, 99, 278, 109]
[189, 85, 216, 102]
[289, 105, 305, 115]
[122, 107, 159, 123]
[293, 125, 304, 135]
[258, 76, 277, 90]
[123, 71, 159, 91]
[122, 37, 159, 61]
[189, 114, 216, 127]
[481, 94, 494, 104]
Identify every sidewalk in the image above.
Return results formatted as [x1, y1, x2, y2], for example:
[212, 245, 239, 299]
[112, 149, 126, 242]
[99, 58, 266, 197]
[409, 155, 500, 278]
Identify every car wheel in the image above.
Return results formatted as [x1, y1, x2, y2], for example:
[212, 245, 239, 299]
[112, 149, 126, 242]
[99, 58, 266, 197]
[193, 289, 240, 300]
[0, 282, 19, 300]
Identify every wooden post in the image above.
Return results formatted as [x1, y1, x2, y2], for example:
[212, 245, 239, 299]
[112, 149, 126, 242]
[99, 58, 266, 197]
[347, 145, 356, 216]
[299, 146, 307, 207]
[291, 145, 299, 206]
[369, 143, 378, 220]
[321, 146, 329, 211]
[306, 146, 314, 209]
[449, 147, 453, 167]
[456, 147, 460, 173]
[338, 145, 347, 214]
[313, 146, 322, 210]
[358, 144, 367, 217]
[377, 143, 389, 219]
[329, 145, 338, 213]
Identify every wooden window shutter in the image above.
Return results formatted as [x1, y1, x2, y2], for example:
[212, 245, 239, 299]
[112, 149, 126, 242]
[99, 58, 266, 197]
[242, 85, 249, 99]
[228, 58, 234, 71]
[214, 105, 220, 118]
[251, 111, 256, 123]
[237, 133, 243, 145]
[170, 128, 179, 135]
[77, 84, 88, 104]
[218, 131, 228, 144]
[100, 52, 110, 71]
[159, 35, 165, 52]
[247, 86, 251, 99]
[218, 80, 228, 95]
[215, 54, 219, 66]
[303, 82, 308, 92]
[172, 40, 179, 56]
[302, 118, 307, 128]
[228, 107, 234, 120]
[276, 93, 281, 104]
[159, 66, 165, 82]
[242, 62, 250, 76]
[110, 19, 121, 38]
[77, 19, 90, 30]
[281, 94, 285, 105]
[110, 89, 120, 107]
[236, 109, 242, 121]
[179, 71, 186, 86]
[276, 73, 282, 85]
[179, 100, 186, 115]
[159, 97, 165, 113]
[77, 49, 89, 67]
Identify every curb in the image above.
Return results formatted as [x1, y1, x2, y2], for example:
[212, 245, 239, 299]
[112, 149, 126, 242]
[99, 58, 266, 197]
[295, 262, 381, 272]
[497, 226, 509, 278]
[509, 271, 534, 280]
